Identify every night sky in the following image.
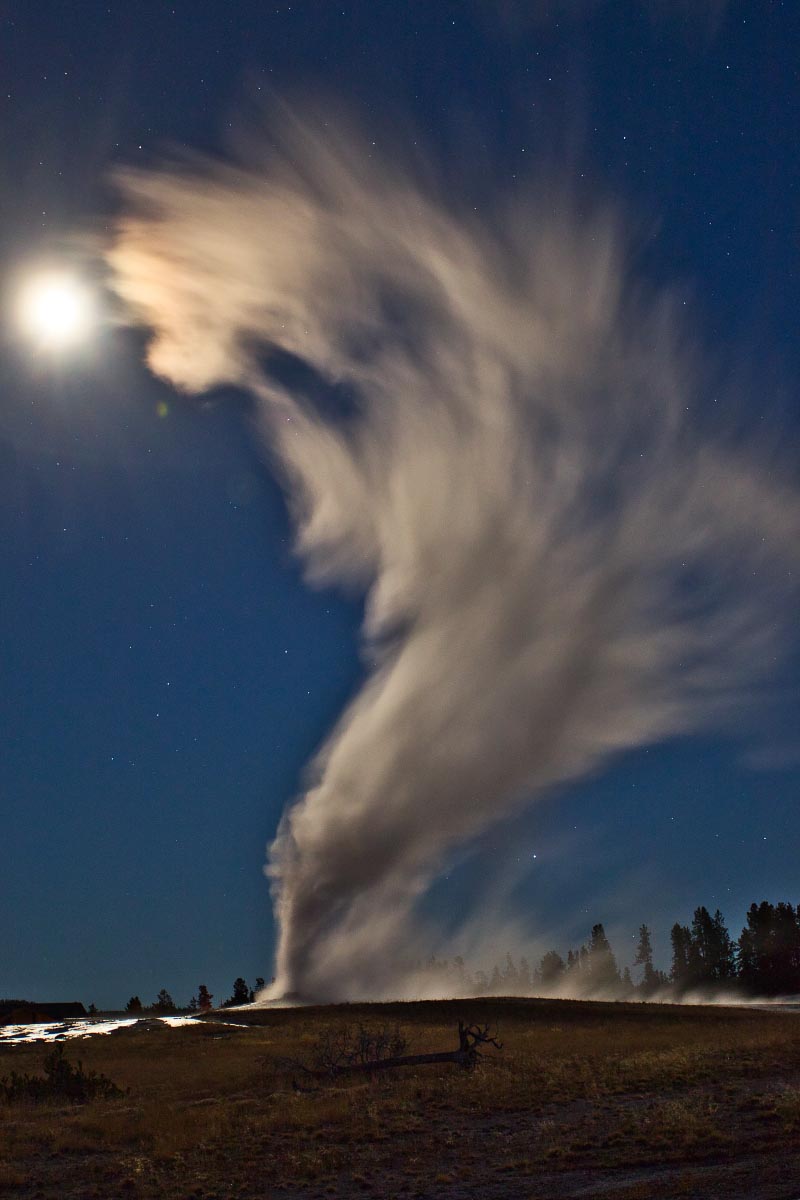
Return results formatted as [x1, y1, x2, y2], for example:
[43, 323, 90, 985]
[2, 1, 799, 1010]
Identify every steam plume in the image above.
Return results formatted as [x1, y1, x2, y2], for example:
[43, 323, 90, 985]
[107, 109, 799, 1000]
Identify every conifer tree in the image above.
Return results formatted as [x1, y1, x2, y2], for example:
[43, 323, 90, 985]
[711, 909, 737, 981]
[634, 924, 658, 993]
[670, 923, 691, 990]
[224, 978, 251, 1007]
[587, 924, 620, 990]
[539, 950, 566, 988]
[503, 953, 520, 990]
[739, 901, 800, 994]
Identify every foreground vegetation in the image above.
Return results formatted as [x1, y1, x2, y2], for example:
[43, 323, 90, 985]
[1, 997, 799, 1198]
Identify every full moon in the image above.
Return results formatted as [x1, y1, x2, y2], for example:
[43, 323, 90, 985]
[17, 271, 94, 349]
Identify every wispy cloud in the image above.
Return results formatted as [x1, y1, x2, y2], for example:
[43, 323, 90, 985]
[108, 105, 798, 1000]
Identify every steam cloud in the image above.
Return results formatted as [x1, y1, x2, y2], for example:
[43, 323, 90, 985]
[107, 109, 799, 1000]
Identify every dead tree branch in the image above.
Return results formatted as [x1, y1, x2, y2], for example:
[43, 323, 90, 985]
[284, 1020, 502, 1087]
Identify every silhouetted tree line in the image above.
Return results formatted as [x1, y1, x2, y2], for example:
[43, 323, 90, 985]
[123, 976, 266, 1015]
[417, 923, 655, 998]
[417, 900, 800, 999]
[88, 902, 800, 1013]
[670, 902, 800, 995]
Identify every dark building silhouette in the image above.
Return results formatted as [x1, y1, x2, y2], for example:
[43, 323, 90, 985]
[0, 1000, 87, 1025]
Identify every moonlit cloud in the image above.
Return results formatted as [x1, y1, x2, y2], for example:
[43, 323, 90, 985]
[107, 106, 799, 1001]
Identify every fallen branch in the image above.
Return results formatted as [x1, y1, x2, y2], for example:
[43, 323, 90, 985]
[286, 1020, 502, 1086]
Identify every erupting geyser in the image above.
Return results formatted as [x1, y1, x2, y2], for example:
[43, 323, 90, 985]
[106, 107, 800, 1002]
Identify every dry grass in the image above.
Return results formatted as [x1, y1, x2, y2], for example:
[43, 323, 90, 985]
[2, 997, 800, 1197]
[772, 1085, 800, 1131]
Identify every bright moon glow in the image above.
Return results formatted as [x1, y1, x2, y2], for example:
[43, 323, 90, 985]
[17, 272, 93, 349]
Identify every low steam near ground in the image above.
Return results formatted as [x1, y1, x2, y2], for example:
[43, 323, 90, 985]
[106, 105, 800, 1003]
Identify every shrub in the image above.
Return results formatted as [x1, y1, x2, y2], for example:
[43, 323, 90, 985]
[0, 1044, 125, 1104]
[310, 1023, 409, 1073]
